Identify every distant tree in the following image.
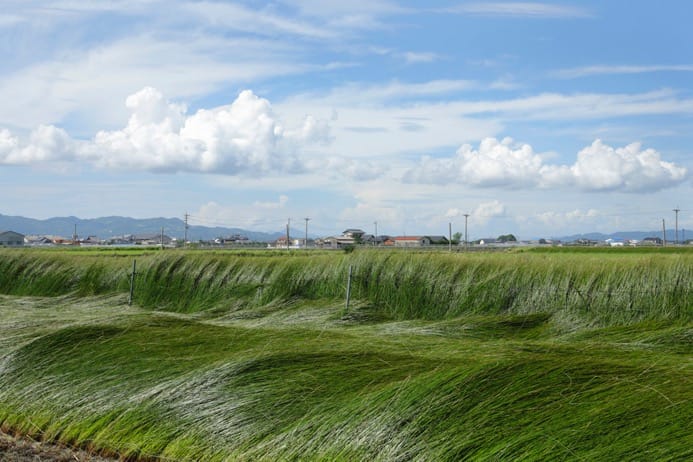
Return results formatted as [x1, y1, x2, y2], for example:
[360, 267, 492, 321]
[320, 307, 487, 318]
[452, 232, 462, 244]
[497, 234, 517, 243]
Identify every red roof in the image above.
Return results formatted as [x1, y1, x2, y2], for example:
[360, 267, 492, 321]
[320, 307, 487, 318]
[394, 236, 422, 241]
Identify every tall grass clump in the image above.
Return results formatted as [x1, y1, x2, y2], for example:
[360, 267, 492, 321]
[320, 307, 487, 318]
[0, 248, 691, 325]
[0, 250, 132, 296]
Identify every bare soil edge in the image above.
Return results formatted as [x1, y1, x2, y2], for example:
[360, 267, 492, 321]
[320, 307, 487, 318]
[0, 430, 118, 461]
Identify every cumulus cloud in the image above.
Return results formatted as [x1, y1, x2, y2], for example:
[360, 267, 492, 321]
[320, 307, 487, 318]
[443, 201, 505, 224]
[404, 137, 687, 193]
[473, 200, 506, 224]
[0, 125, 78, 164]
[404, 137, 546, 188]
[0, 87, 332, 176]
[570, 140, 687, 192]
[535, 208, 599, 227]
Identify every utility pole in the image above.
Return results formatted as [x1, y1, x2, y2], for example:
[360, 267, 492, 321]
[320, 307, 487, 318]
[160, 226, 164, 250]
[673, 207, 680, 245]
[73, 223, 78, 245]
[304, 217, 310, 249]
[286, 218, 291, 250]
[662, 219, 667, 246]
[184, 212, 189, 246]
[448, 222, 452, 252]
[463, 214, 470, 250]
[374, 221, 378, 246]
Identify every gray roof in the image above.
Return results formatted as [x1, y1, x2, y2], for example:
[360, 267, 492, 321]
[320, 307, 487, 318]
[0, 230, 25, 238]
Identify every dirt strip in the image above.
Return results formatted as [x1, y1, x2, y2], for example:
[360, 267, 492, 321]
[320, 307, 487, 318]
[0, 430, 117, 461]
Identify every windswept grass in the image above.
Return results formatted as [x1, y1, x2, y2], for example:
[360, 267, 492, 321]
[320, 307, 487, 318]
[0, 248, 690, 460]
[0, 248, 690, 325]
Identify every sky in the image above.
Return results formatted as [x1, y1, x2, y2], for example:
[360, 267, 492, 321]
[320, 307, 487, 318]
[0, 0, 691, 239]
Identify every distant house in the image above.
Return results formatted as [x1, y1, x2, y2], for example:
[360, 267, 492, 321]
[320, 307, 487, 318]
[572, 238, 598, 246]
[315, 237, 338, 248]
[393, 236, 449, 247]
[46, 235, 73, 245]
[215, 234, 249, 245]
[426, 235, 450, 245]
[607, 239, 625, 247]
[80, 236, 102, 246]
[0, 230, 25, 247]
[132, 234, 172, 245]
[24, 235, 53, 246]
[642, 237, 663, 246]
[342, 229, 366, 240]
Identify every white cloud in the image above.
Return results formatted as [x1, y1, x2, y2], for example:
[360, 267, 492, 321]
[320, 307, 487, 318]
[254, 195, 289, 209]
[473, 200, 506, 224]
[305, 79, 477, 105]
[570, 140, 688, 192]
[445, 2, 590, 18]
[455, 89, 693, 121]
[403, 137, 688, 193]
[404, 137, 544, 187]
[320, 157, 385, 181]
[183, 1, 334, 39]
[0, 87, 331, 176]
[535, 208, 599, 227]
[402, 52, 440, 64]
[553, 64, 693, 79]
[0, 125, 78, 164]
[192, 200, 289, 230]
[445, 208, 465, 218]
[0, 34, 314, 131]
[338, 202, 404, 230]
[279, 0, 405, 19]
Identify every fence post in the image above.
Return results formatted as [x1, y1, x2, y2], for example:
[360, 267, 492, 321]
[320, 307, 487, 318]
[128, 259, 136, 306]
[345, 265, 353, 312]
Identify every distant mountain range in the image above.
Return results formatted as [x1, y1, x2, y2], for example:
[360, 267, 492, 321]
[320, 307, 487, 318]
[1, 213, 686, 244]
[553, 231, 685, 242]
[0, 213, 284, 242]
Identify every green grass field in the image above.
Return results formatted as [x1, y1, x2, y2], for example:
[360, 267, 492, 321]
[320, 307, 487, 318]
[0, 247, 691, 460]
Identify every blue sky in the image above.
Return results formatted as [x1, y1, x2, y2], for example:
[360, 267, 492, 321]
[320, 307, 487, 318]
[0, 0, 691, 239]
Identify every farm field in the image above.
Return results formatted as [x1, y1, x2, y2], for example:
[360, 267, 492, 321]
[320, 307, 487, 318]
[0, 247, 691, 461]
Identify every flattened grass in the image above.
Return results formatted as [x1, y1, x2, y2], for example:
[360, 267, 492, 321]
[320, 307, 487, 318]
[0, 248, 690, 460]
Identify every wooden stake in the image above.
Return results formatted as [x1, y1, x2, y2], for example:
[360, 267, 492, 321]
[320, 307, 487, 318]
[128, 259, 136, 305]
[345, 265, 353, 312]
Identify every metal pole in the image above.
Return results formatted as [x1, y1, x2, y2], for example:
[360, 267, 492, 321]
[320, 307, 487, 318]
[448, 222, 452, 252]
[662, 219, 666, 246]
[304, 217, 310, 249]
[464, 214, 469, 250]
